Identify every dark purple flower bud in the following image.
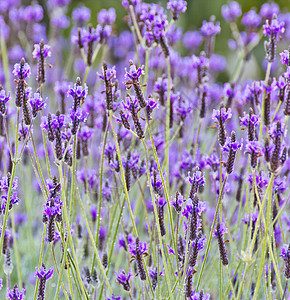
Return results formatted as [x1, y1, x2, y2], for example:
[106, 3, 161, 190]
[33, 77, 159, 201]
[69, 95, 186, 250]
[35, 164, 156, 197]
[221, 1, 242, 22]
[214, 222, 229, 265]
[226, 131, 240, 174]
[156, 197, 167, 236]
[270, 121, 282, 172]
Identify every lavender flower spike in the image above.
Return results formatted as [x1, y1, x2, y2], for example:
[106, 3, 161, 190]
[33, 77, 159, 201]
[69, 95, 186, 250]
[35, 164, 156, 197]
[115, 269, 132, 291]
[35, 264, 54, 300]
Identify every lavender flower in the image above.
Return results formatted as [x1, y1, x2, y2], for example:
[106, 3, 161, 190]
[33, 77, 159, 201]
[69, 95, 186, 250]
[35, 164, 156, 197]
[167, 0, 187, 20]
[221, 1, 242, 22]
[263, 14, 285, 62]
[29, 92, 47, 118]
[0, 88, 10, 115]
[280, 244, 290, 279]
[35, 264, 54, 300]
[280, 49, 289, 65]
[6, 285, 25, 300]
[115, 269, 132, 291]
[97, 8, 116, 25]
[32, 40, 51, 84]
[200, 19, 221, 37]
[214, 222, 229, 265]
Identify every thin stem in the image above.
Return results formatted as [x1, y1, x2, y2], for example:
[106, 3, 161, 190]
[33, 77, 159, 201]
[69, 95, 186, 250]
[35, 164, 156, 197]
[196, 174, 228, 290]
[142, 139, 174, 300]
[109, 110, 138, 236]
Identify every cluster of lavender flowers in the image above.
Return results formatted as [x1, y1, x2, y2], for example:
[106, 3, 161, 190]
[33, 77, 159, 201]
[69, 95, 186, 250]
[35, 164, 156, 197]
[0, 0, 289, 299]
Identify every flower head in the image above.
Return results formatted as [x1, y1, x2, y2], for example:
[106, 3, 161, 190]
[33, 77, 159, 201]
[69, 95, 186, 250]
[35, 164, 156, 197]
[115, 269, 132, 291]
[125, 63, 144, 81]
[263, 16, 285, 37]
[13, 61, 31, 79]
[6, 285, 25, 300]
[32, 43, 51, 59]
[221, 1, 242, 22]
[35, 265, 54, 280]
[97, 8, 116, 25]
[167, 0, 187, 20]
[200, 20, 221, 37]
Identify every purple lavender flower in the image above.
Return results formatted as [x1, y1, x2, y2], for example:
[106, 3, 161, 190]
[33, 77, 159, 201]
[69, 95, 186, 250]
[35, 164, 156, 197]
[167, 0, 187, 20]
[183, 31, 202, 49]
[280, 50, 289, 65]
[6, 285, 25, 300]
[212, 107, 232, 124]
[241, 10, 261, 28]
[260, 3, 280, 20]
[200, 20, 221, 37]
[13, 61, 31, 79]
[0, 89, 10, 115]
[51, 15, 70, 29]
[0, 175, 18, 192]
[97, 8, 116, 25]
[263, 17, 285, 37]
[280, 243, 290, 279]
[72, 6, 91, 26]
[118, 232, 134, 251]
[23, 4, 43, 23]
[32, 43, 51, 59]
[29, 92, 47, 118]
[128, 238, 148, 256]
[115, 269, 132, 291]
[0, 277, 2, 290]
[35, 264, 54, 300]
[1, 192, 19, 214]
[43, 196, 63, 220]
[191, 291, 210, 300]
[166, 24, 183, 45]
[125, 64, 144, 81]
[222, 135, 242, 152]
[69, 108, 88, 135]
[221, 1, 242, 22]
[239, 111, 260, 128]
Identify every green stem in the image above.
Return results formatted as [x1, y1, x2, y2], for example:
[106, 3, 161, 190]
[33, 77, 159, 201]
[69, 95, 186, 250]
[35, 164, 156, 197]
[164, 57, 171, 190]
[196, 174, 228, 290]
[252, 174, 274, 299]
[142, 139, 174, 300]
[109, 110, 138, 236]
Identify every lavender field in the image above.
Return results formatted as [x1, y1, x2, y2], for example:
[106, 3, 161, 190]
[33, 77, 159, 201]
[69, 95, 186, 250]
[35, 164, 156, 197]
[0, 0, 289, 299]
